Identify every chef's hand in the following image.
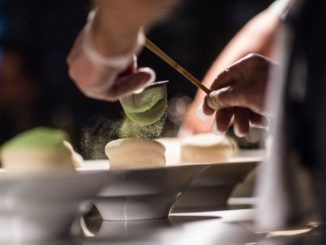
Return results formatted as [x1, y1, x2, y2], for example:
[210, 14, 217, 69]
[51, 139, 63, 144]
[68, 40, 155, 101]
[67, 13, 155, 101]
[67, 0, 179, 101]
[203, 53, 275, 137]
[67, 28, 155, 101]
[178, 5, 282, 137]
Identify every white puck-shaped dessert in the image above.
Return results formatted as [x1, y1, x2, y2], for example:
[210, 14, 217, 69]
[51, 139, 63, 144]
[180, 133, 237, 164]
[105, 138, 166, 169]
[0, 127, 76, 173]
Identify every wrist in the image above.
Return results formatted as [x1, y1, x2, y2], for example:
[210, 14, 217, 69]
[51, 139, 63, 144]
[91, 9, 143, 57]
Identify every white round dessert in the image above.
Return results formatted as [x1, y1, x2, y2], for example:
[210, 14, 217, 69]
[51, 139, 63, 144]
[105, 138, 166, 169]
[180, 133, 237, 164]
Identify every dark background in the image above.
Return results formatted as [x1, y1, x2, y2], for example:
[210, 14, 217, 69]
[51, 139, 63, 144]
[0, 0, 272, 158]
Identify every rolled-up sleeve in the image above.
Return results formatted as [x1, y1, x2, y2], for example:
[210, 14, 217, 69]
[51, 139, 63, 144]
[269, 0, 296, 19]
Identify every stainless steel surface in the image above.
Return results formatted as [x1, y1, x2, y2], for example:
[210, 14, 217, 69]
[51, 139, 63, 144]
[0, 199, 319, 244]
[94, 193, 178, 220]
[80, 205, 320, 244]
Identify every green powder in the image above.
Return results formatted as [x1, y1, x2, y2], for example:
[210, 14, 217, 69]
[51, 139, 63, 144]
[80, 117, 121, 159]
[80, 83, 168, 159]
[119, 110, 167, 139]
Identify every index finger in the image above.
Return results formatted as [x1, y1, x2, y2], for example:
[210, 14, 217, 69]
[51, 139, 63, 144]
[210, 62, 243, 91]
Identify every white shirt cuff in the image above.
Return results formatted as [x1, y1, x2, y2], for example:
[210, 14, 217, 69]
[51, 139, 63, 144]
[269, 0, 295, 18]
[82, 9, 144, 69]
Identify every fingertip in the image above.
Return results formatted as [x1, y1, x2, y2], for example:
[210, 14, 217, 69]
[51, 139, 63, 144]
[211, 122, 227, 136]
[109, 71, 153, 99]
[233, 109, 250, 138]
[138, 67, 156, 84]
[132, 72, 153, 94]
[203, 96, 215, 115]
[132, 69, 156, 94]
[207, 87, 231, 110]
[215, 108, 234, 132]
[249, 112, 269, 129]
[233, 125, 247, 138]
[211, 123, 226, 136]
[207, 91, 220, 110]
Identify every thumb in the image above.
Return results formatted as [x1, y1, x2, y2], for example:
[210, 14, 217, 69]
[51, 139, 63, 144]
[131, 67, 156, 94]
[206, 86, 243, 110]
[207, 86, 262, 116]
[136, 67, 156, 86]
[108, 67, 156, 100]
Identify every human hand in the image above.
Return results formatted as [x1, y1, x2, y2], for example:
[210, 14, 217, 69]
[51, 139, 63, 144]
[67, 13, 155, 102]
[202, 53, 275, 137]
[68, 0, 181, 101]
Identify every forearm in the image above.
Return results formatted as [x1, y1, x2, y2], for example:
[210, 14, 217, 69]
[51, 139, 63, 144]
[92, 1, 143, 57]
[67, 0, 175, 102]
[92, 0, 178, 57]
[193, 9, 281, 105]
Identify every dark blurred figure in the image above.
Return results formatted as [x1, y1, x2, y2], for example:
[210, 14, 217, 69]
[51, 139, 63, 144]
[285, 0, 326, 239]
[0, 46, 46, 143]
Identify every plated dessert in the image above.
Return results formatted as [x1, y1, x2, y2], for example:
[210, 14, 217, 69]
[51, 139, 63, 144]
[105, 138, 166, 169]
[157, 133, 239, 165]
[180, 133, 238, 164]
[156, 134, 260, 212]
[0, 127, 82, 173]
[0, 127, 105, 242]
[91, 136, 205, 221]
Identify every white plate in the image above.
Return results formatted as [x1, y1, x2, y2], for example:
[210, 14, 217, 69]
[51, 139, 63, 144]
[79, 161, 207, 221]
[0, 171, 107, 242]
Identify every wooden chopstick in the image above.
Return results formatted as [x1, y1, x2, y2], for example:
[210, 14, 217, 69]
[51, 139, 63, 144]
[144, 38, 211, 95]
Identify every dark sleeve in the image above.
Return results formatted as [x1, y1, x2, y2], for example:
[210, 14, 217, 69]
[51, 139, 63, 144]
[284, 0, 326, 235]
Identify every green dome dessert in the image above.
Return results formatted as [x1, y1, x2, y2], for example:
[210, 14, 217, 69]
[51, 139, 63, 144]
[0, 127, 77, 173]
